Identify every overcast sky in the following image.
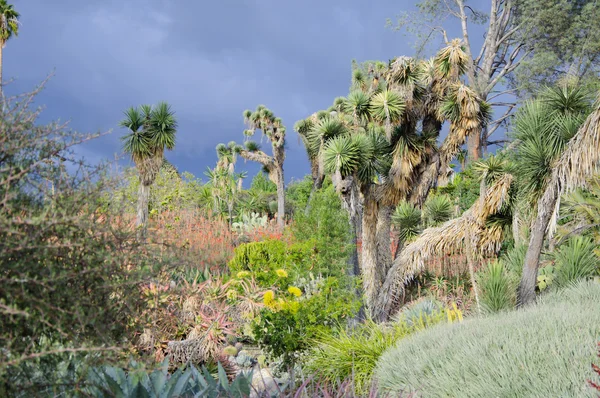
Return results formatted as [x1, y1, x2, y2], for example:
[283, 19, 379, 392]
[6, 0, 487, 184]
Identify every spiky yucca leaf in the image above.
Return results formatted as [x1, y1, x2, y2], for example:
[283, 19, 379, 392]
[434, 38, 468, 80]
[551, 236, 599, 287]
[356, 130, 391, 182]
[392, 201, 422, 242]
[243, 140, 260, 152]
[477, 260, 517, 313]
[541, 80, 592, 116]
[149, 102, 177, 150]
[323, 135, 362, 177]
[370, 90, 406, 134]
[423, 195, 453, 226]
[344, 90, 372, 123]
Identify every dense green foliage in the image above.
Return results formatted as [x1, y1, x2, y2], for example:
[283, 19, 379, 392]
[306, 302, 450, 394]
[252, 277, 360, 369]
[290, 181, 353, 277]
[376, 281, 600, 397]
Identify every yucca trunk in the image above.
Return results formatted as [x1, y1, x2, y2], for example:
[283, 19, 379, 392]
[374, 204, 393, 321]
[0, 44, 3, 96]
[467, 125, 482, 161]
[518, 187, 558, 307]
[275, 166, 285, 229]
[519, 106, 600, 307]
[136, 182, 150, 240]
[361, 192, 379, 317]
[304, 159, 324, 215]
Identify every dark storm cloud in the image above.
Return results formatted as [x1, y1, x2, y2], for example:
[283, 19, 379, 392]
[6, 0, 422, 182]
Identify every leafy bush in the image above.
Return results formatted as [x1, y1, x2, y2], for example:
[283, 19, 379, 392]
[252, 277, 360, 368]
[291, 182, 353, 278]
[0, 84, 175, 389]
[228, 239, 313, 288]
[106, 165, 204, 216]
[551, 236, 600, 287]
[376, 281, 600, 397]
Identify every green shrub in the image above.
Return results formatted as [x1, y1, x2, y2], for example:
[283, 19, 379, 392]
[228, 240, 304, 288]
[291, 182, 353, 278]
[252, 277, 360, 369]
[477, 260, 517, 313]
[0, 85, 172, 390]
[375, 281, 600, 397]
[552, 236, 600, 287]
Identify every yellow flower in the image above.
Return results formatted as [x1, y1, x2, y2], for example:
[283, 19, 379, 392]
[275, 269, 288, 278]
[263, 290, 276, 307]
[236, 271, 251, 278]
[287, 286, 302, 297]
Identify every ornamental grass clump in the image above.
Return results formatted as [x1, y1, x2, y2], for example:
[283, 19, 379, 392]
[375, 280, 600, 397]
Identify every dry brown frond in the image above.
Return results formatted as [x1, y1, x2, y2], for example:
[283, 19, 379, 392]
[376, 173, 514, 317]
[546, 106, 600, 236]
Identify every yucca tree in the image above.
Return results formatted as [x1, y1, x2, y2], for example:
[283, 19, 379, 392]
[556, 176, 600, 246]
[516, 80, 599, 306]
[295, 39, 489, 320]
[235, 105, 286, 228]
[215, 141, 241, 174]
[120, 102, 177, 238]
[0, 0, 19, 94]
[204, 166, 246, 227]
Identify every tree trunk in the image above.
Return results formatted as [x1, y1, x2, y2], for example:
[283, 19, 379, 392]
[480, 125, 489, 156]
[136, 182, 150, 241]
[374, 205, 393, 321]
[304, 173, 324, 215]
[0, 44, 3, 98]
[361, 192, 379, 317]
[275, 166, 285, 229]
[467, 127, 482, 162]
[517, 185, 559, 307]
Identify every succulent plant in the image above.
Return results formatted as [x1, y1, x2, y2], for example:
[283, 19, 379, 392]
[85, 359, 253, 398]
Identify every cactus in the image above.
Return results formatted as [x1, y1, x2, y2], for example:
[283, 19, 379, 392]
[231, 212, 268, 233]
[222, 345, 238, 357]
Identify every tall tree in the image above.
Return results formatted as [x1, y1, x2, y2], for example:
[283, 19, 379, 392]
[237, 105, 286, 229]
[119, 102, 177, 239]
[211, 141, 245, 226]
[0, 0, 19, 94]
[388, 0, 600, 161]
[515, 81, 597, 306]
[296, 41, 489, 320]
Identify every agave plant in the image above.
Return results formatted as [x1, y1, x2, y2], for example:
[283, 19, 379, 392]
[85, 359, 252, 398]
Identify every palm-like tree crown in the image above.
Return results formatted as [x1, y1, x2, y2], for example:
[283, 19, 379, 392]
[120, 102, 177, 186]
[120, 102, 177, 159]
[0, 0, 19, 45]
